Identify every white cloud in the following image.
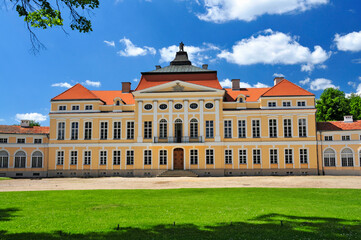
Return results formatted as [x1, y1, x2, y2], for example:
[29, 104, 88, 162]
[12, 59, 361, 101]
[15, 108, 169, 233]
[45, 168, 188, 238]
[219, 78, 269, 88]
[309, 78, 338, 91]
[334, 30, 361, 52]
[352, 58, 361, 64]
[15, 113, 47, 122]
[273, 73, 285, 77]
[104, 40, 115, 47]
[197, 0, 329, 23]
[348, 81, 357, 89]
[0, 119, 5, 122]
[218, 30, 330, 72]
[159, 43, 220, 66]
[51, 82, 72, 88]
[299, 78, 310, 86]
[83, 80, 101, 87]
[133, 78, 139, 82]
[118, 38, 156, 57]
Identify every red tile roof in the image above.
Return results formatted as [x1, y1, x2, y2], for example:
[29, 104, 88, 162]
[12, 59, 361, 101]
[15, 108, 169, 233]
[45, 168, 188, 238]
[91, 91, 135, 105]
[0, 125, 49, 134]
[224, 88, 271, 102]
[135, 73, 222, 91]
[317, 120, 361, 131]
[52, 83, 101, 101]
[262, 79, 314, 97]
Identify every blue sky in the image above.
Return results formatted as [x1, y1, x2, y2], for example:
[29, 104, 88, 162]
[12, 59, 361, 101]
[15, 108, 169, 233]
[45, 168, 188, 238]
[1, 0, 361, 126]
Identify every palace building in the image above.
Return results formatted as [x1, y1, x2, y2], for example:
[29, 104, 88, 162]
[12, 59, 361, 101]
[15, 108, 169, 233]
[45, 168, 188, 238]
[1, 46, 360, 177]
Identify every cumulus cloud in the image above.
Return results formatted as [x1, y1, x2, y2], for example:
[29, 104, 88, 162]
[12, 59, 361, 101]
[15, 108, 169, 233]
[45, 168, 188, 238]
[51, 82, 72, 88]
[83, 80, 101, 88]
[133, 78, 139, 82]
[104, 40, 115, 47]
[299, 78, 311, 85]
[219, 78, 269, 88]
[159, 43, 220, 66]
[308, 78, 338, 91]
[0, 119, 5, 122]
[15, 113, 47, 122]
[197, 0, 329, 23]
[118, 38, 156, 57]
[217, 30, 330, 72]
[334, 30, 361, 52]
[273, 73, 285, 77]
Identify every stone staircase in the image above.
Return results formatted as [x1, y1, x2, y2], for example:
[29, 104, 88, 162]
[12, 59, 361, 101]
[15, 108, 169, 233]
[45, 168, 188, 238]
[158, 170, 199, 177]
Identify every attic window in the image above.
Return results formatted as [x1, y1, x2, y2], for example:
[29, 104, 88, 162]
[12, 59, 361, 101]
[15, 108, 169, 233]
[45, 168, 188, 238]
[115, 100, 121, 106]
[239, 98, 244, 103]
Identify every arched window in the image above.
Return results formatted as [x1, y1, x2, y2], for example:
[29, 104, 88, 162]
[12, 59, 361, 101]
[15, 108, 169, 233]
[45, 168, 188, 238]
[190, 119, 198, 138]
[32, 151, 43, 168]
[175, 119, 182, 123]
[0, 151, 8, 168]
[341, 148, 354, 167]
[324, 148, 336, 167]
[116, 100, 120, 106]
[15, 151, 26, 168]
[159, 119, 167, 139]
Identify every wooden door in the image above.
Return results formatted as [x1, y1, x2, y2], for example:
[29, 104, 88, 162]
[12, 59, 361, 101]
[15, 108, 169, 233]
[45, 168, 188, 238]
[173, 148, 184, 170]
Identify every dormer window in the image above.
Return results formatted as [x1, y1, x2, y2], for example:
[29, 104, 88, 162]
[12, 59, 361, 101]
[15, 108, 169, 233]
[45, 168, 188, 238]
[116, 101, 120, 106]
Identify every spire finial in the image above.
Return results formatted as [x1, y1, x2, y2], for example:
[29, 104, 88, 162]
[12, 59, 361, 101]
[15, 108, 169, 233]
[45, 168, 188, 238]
[179, 42, 184, 52]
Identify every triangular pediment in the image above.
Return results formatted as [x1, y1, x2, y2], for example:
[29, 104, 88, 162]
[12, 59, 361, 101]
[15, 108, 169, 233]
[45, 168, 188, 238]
[134, 80, 223, 94]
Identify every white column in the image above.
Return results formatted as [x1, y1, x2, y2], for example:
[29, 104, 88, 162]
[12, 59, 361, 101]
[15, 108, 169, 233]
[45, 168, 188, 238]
[200, 99, 204, 140]
[215, 99, 221, 142]
[153, 100, 158, 140]
[184, 100, 189, 138]
[169, 100, 173, 138]
[137, 100, 143, 143]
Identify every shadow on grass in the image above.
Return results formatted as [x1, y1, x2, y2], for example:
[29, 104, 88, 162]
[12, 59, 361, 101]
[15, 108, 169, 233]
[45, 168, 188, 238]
[0, 213, 360, 239]
[0, 208, 19, 222]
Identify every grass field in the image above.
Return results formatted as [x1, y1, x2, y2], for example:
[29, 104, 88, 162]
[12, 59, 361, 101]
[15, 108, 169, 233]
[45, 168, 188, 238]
[0, 188, 360, 239]
[0, 177, 11, 181]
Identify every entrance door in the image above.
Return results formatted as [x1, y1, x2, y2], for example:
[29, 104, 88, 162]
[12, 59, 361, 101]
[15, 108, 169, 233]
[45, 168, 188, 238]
[173, 148, 184, 170]
[175, 123, 182, 143]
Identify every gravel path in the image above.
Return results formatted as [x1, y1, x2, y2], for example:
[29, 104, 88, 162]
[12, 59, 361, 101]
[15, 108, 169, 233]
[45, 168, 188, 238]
[0, 176, 360, 192]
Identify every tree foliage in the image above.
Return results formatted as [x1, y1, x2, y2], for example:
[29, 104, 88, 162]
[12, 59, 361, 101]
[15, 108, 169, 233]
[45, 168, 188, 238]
[316, 88, 350, 122]
[348, 93, 361, 120]
[9, 0, 99, 53]
[29, 120, 41, 127]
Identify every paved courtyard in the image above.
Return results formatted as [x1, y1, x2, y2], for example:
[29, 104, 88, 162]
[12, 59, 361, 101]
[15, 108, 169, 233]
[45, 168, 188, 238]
[0, 176, 361, 192]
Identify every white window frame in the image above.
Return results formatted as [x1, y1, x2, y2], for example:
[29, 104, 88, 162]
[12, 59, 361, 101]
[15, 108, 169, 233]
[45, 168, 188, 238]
[239, 149, 247, 164]
[57, 122, 65, 140]
[100, 150, 107, 165]
[189, 102, 199, 110]
[300, 148, 308, 164]
[71, 122, 79, 140]
[297, 100, 306, 107]
[56, 150, 64, 165]
[298, 118, 307, 137]
[324, 148, 336, 167]
[342, 135, 351, 141]
[190, 118, 198, 138]
[144, 121, 152, 139]
[126, 121, 135, 140]
[0, 138, 8, 143]
[205, 120, 214, 139]
[324, 135, 333, 141]
[70, 150, 78, 165]
[267, 101, 277, 107]
[283, 118, 292, 138]
[71, 105, 80, 111]
[113, 150, 121, 165]
[84, 121, 92, 140]
[58, 105, 66, 111]
[285, 149, 293, 164]
[34, 138, 42, 144]
[126, 150, 134, 165]
[85, 104, 93, 110]
[238, 119, 246, 138]
[190, 149, 198, 165]
[253, 149, 261, 164]
[144, 150, 152, 165]
[83, 150, 91, 165]
[17, 138, 26, 144]
[113, 121, 122, 140]
[159, 119, 167, 139]
[252, 119, 261, 138]
[205, 149, 214, 165]
[341, 148, 354, 167]
[224, 120, 232, 138]
[144, 103, 153, 111]
[269, 119, 278, 138]
[225, 149, 233, 164]
[270, 149, 278, 164]
[159, 149, 167, 165]
[100, 121, 108, 140]
[282, 101, 291, 107]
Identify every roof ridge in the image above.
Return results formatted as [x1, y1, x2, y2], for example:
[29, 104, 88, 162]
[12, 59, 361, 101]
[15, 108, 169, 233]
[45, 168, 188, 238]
[261, 79, 314, 97]
[51, 83, 101, 101]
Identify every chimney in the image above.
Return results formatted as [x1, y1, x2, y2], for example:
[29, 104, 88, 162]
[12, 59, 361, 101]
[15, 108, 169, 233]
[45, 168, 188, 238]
[20, 120, 30, 128]
[122, 82, 131, 93]
[155, 65, 161, 70]
[232, 79, 240, 90]
[344, 115, 353, 123]
[274, 77, 284, 86]
[202, 64, 208, 69]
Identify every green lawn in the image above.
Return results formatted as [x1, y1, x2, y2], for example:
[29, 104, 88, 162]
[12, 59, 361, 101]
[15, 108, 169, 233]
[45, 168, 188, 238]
[0, 177, 11, 181]
[0, 188, 360, 239]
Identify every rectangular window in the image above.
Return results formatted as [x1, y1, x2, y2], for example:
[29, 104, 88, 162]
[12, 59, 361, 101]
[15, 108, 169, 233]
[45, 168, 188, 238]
[83, 151, 91, 165]
[298, 119, 307, 137]
[144, 121, 152, 139]
[238, 120, 246, 138]
[270, 149, 278, 164]
[297, 101, 306, 107]
[144, 150, 152, 165]
[100, 122, 108, 140]
[342, 135, 350, 141]
[126, 150, 134, 165]
[34, 138, 42, 144]
[57, 151, 64, 165]
[113, 150, 121, 165]
[268, 101, 276, 107]
[100, 151, 107, 165]
[253, 149, 261, 164]
[190, 149, 198, 165]
[159, 120, 167, 139]
[85, 105, 93, 110]
[17, 138, 25, 144]
[284, 119, 292, 138]
[283, 101, 291, 107]
[206, 149, 214, 165]
[84, 122, 92, 140]
[159, 150, 167, 165]
[239, 149, 247, 164]
[269, 119, 277, 138]
[0, 138, 7, 143]
[325, 136, 333, 141]
[113, 122, 122, 139]
[285, 149, 293, 164]
[70, 151, 78, 165]
[205, 120, 214, 138]
[224, 120, 232, 138]
[57, 122, 65, 140]
[127, 121, 134, 139]
[225, 149, 233, 164]
[72, 105, 80, 111]
[252, 120, 260, 138]
[0, 153, 8, 168]
[300, 149, 308, 164]
[71, 122, 79, 140]
[58, 105, 66, 111]
[190, 120, 198, 138]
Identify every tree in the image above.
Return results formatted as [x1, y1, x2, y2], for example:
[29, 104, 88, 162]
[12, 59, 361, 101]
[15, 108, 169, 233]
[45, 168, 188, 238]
[29, 120, 41, 127]
[316, 88, 350, 122]
[349, 93, 361, 120]
[8, 0, 99, 53]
